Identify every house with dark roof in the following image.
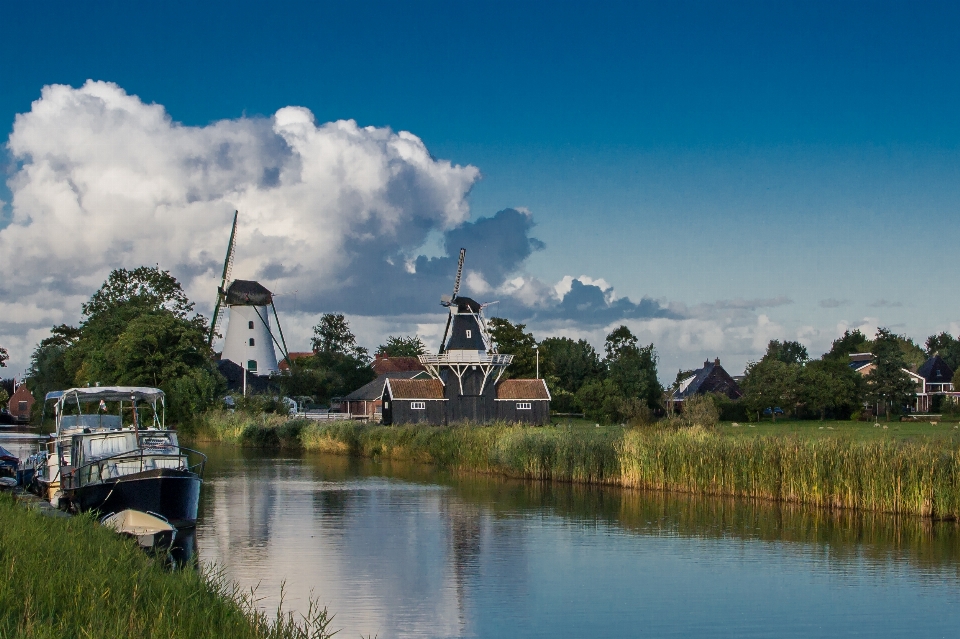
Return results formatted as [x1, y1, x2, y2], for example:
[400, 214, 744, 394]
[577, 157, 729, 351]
[916, 355, 954, 412]
[341, 371, 430, 420]
[671, 358, 742, 407]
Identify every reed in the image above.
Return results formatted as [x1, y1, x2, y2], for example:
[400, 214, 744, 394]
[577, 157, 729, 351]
[0, 495, 336, 639]
[191, 412, 960, 518]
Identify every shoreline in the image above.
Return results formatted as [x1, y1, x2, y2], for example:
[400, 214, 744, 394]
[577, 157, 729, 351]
[188, 411, 960, 520]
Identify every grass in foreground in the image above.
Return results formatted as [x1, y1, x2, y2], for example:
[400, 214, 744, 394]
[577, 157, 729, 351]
[0, 495, 336, 639]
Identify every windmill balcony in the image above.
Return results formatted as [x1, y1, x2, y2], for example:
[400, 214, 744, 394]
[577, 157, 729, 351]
[418, 353, 514, 366]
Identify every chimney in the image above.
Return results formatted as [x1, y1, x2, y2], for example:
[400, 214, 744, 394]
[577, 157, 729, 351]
[704, 360, 710, 367]
[714, 358, 720, 366]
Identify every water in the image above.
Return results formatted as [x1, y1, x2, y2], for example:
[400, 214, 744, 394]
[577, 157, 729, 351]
[190, 445, 960, 639]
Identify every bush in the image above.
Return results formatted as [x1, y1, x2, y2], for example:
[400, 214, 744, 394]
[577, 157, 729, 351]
[681, 394, 719, 428]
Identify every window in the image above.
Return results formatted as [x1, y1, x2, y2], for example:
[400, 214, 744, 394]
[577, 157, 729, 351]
[384, 401, 389, 409]
[249, 338, 256, 346]
[465, 329, 472, 338]
[18, 401, 27, 413]
[517, 402, 532, 410]
[411, 401, 426, 410]
[247, 360, 258, 372]
[248, 321, 255, 329]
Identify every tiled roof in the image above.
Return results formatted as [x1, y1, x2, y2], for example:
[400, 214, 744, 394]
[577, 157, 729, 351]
[386, 378, 445, 400]
[371, 356, 426, 374]
[497, 379, 550, 400]
[278, 352, 314, 371]
[344, 372, 427, 401]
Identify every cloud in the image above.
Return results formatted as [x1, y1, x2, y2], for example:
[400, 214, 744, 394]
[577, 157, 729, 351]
[0, 81, 494, 367]
[869, 299, 903, 308]
[819, 298, 849, 308]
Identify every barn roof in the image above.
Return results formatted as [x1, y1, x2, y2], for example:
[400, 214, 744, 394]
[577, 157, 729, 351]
[225, 280, 273, 306]
[497, 379, 551, 400]
[385, 378, 446, 400]
[344, 372, 428, 401]
[918, 355, 954, 384]
[371, 355, 426, 375]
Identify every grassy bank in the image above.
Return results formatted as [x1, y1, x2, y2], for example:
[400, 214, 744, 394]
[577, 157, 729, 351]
[190, 411, 960, 519]
[0, 494, 335, 639]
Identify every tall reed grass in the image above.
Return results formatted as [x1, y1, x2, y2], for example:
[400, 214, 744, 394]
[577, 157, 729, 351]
[192, 411, 960, 518]
[0, 495, 336, 639]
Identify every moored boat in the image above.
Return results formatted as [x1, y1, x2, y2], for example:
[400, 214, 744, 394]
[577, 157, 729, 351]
[34, 387, 205, 528]
[100, 509, 177, 549]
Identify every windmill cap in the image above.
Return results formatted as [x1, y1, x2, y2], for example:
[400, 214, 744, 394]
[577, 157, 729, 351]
[454, 297, 482, 313]
[225, 280, 273, 306]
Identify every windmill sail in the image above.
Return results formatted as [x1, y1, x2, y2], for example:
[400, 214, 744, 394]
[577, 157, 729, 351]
[208, 211, 238, 347]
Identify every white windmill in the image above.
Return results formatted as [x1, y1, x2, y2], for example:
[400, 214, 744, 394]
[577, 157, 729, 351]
[208, 212, 291, 377]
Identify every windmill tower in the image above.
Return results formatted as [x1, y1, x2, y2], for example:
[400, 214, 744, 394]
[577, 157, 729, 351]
[418, 249, 513, 420]
[209, 212, 290, 378]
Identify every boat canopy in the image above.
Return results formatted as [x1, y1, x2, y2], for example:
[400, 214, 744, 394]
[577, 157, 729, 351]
[45, 387, 165, 404]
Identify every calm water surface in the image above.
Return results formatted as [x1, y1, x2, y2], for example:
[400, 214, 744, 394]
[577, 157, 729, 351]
[191, 444, 960, 638]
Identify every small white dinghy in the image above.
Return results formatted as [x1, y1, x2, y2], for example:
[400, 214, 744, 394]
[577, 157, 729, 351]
[100, 509, 177, 549]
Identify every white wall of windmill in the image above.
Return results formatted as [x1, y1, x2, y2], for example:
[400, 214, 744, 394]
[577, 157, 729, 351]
[221, 305, 279, 376]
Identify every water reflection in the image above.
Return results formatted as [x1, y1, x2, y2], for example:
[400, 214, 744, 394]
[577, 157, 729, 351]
[195, 445, 960, 639]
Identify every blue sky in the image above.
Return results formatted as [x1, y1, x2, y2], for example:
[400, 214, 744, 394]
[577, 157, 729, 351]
[3, 0, 960, 377]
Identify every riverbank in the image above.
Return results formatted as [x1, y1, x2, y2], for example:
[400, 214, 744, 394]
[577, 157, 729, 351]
[189, 411, 960, 519]
[0, 494, 335, 638]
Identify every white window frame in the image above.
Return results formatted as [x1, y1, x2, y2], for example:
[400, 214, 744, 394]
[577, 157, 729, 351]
[466, 329, 472, 338]
[517, 402, 532, 410]
[411, 401, 426, 410]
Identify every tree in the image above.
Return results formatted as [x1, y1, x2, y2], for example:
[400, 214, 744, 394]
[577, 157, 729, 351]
[741, 358, 800, 420]
[762, 339, 808, 365]
[311, 314, 369, 360]
[488, 318, 538, 378]
[27, 267, 223, 422]
[798, 359, 862, 420]
[376, 335, 426, 357]
[867, 328, 916, 418]
[538, 337, 603, 395]
[0, 346, 7, 368]
[925, 332, 960, 370]
[823, 329, 870, 361]
[603, 325, 662, 412]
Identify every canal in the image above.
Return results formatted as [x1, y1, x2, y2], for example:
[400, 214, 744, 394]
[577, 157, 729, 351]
[194, 444, 960, 639]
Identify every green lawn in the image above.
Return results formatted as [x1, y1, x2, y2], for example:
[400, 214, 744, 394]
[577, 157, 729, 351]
[548, 414, 960, 445]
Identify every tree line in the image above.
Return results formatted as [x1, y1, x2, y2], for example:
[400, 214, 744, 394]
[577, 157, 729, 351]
[9, 265, 960, 423]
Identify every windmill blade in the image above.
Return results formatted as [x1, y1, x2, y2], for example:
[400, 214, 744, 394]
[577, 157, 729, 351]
[451, 248, 465, 299]
[208, 211, 238, 347]
[438, 310, 453, 355]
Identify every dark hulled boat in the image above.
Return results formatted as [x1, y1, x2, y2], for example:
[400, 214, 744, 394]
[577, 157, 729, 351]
[35, 387, 205, 528]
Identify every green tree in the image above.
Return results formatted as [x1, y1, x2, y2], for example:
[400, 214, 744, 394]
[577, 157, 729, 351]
[925, 332, 960, 370]
[763, 339, 808, 365]
[603, 326, 661, 411]
[488, 318, 538, 378]
[538, 337, 603, 394]
[376, 335, 426, 357]
[27, 268, 223, 423]
[0, 346, 7, 368]
[823, 329, 871, 361]
[311, 314, 369, 360]
[798, 358, 862, 420]
[867, 328, 917, 418]
[741, 358, 800, 420]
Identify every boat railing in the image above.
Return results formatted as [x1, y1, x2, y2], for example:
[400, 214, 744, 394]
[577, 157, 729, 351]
[62, 445, 207, 490]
